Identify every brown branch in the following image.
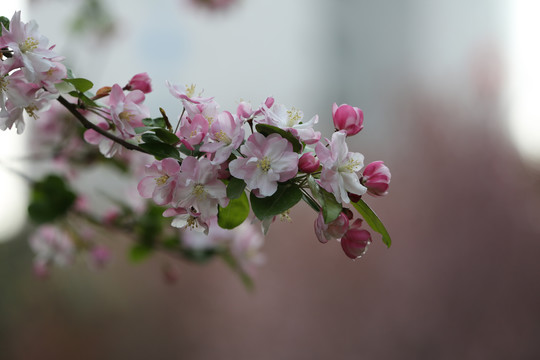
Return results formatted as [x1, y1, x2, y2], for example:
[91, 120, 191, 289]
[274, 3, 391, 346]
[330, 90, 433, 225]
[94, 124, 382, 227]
[56, 95, 150, 155]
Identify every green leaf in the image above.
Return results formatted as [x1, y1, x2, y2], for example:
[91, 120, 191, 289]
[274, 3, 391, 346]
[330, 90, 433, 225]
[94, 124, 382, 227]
[301, 193, 320, 213]
[0, 16, 9, 36]
[218, 192, 250, 229]
[141, 133, 161, 143]
[320, 188, 342, 224]
[139, 141, 180, 160]
[28, 175, 77, 224]
[352, 198, 392, 248]
[307, 175, 341, 223]
[134, 126, 153, 134]
[129, 243, 153, 262]
[153, 128, 180, 145]
[255, 123, 303, 153]
[64, 78, 93, 93]
[55, 81, 76, 94]
[142, 117, 166, 128]
[68, 91, 99, 108]
[250, 182, 302, 221]
[226, 176, 246, 200]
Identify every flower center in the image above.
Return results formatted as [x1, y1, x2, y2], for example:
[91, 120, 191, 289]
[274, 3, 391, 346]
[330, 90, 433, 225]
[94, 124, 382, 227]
[192, 183, 206, 198]
[286, 107, 302, 127]
[155, 175, 169, 186]
[20, 37, 39, 53]
[339, 158, 363, 173]
[0, 75, 9, 92]
[185, 84, 196, 98]
[257, 156, 271, 173]
[119, 111, 133, 121]
[215, 130, 231, 144]
[186, 216, 198, 230]
[25, 104, 38, 119]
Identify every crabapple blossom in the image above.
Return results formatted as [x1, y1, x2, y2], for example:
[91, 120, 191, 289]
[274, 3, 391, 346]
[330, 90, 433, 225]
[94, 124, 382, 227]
[177, 113, 208, 150]
[236, 97, 274, 120]
[30, 225, 75, 273]
[182, 218, 265, 276]
[362, 161, 391, 197]
[314, 211, 349, 244]
[0, 87, 54, 134]
[163, 207, 209, 233]
[260, 101, 321, 144]
[107, 84, 149, 139]
[229, 133, 299, 197]
[138, 158, 181, 205]
[332, 103, 364, 136]
[340, 219, 372, 259]
[0, 11, 57, 82]
[84, 122, 124, 158]
[316, 131, 367, 203]
[173, 156, 228, 221]
[200, 110, 244, 165]
[126, 72, 152, 94]
[167, 82, 219, 123]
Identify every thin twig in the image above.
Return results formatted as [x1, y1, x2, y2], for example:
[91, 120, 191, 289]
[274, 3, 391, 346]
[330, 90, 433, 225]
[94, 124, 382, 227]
[56, 95, 150, 155]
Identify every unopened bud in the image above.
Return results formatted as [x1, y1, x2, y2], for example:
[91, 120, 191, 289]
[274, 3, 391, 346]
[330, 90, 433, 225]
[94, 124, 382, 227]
[298, 152, 319, 173]
[126, 72, 152, 94]
[332, 103, 364, 136]
[362, 161, 391, 197]
[340, 219, 372, 259]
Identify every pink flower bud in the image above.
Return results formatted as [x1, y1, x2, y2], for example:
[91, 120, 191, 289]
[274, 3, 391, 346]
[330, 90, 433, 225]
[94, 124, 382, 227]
[126, 72, 152, 94]
[314, 211, 349, 244]
[362, 161, 391, 197]
[340, 219, 372, 259]
[332, 103, 364, 136]
[298, 153, 319, 173]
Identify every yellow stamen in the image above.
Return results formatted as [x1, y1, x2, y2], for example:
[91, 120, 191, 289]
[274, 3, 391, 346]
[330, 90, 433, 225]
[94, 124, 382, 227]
[215, 130, 232, 144]
[185, 84, 196, 98]
[279, 210, 292, 222]
[192, 183, 206, 198]
[257, 157, 271, 172]
[25, 105, 39, 119]
[286, 107, 302, 127]
[119, 111, 134, 121]
[339, 158, 363, 173]
[155, 175, 169, 186]
[0, 76, 9, 92]
[20, 37, 39, 53]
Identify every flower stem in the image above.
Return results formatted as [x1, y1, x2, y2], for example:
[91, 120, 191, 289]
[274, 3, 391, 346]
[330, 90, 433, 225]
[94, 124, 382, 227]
[57, 95, 150, 155]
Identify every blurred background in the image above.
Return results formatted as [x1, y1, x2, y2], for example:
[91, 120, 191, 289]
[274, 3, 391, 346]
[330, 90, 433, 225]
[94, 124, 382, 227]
[2, 0, 540, 359]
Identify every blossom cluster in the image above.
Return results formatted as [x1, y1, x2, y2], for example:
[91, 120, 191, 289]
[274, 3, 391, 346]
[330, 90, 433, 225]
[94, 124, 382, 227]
[0, 11, 392, 282]
[0, 11, 66, 134]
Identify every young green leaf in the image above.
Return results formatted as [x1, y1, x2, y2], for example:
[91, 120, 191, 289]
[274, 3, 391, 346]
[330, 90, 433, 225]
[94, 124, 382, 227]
[255, 123, 303, 153]
[64, 78, 94, 93]
[226, 176, 246, 200]
[68, 91, 99, 108]
[352, 198, 392, 248]
[218, 192, 250, 229]
[250, 182, 302, 221]
[0, 16, 9, 36]
[153, 128, 180, 145]
[307, 175, 341, 223]
[142, 117, 166, 128]
[139, 141, 180, 160]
